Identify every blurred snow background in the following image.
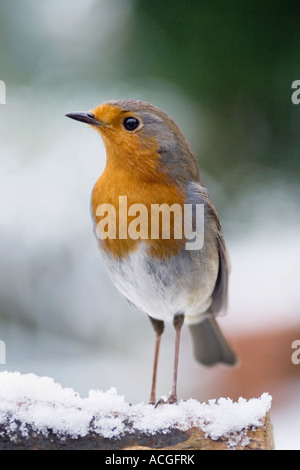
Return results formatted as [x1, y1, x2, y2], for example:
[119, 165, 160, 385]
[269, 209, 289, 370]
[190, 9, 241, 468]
[0, 0, 300, 450]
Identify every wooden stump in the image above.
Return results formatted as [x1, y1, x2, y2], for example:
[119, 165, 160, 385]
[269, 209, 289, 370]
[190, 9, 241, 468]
[0, 411, 274, 450]
[0, 372, 274, 451]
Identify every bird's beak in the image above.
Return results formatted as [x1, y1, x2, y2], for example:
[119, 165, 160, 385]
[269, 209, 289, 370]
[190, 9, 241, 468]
[65, 112, 101, 127]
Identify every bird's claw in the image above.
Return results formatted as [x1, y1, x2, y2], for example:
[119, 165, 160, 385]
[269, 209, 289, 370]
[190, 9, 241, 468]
[154, 394, 177, 408]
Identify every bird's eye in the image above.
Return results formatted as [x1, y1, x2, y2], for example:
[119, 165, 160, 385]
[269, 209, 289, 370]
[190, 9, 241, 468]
[123, 117, 140, 131]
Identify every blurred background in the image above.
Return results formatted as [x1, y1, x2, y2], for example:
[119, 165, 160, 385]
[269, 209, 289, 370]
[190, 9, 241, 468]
[0, 0, 299, 449]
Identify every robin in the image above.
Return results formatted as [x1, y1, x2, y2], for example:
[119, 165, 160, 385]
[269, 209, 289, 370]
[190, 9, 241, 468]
[66, 100, 237, 405]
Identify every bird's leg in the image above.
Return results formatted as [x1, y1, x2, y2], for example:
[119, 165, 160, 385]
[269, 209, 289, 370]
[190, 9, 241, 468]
[148, 317, 164, 405]
[168, 313, 184, 404]
[150, 334, 162, 405]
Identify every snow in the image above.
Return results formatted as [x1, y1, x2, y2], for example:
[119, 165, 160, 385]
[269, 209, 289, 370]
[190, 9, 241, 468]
[0, 371, 272, 448]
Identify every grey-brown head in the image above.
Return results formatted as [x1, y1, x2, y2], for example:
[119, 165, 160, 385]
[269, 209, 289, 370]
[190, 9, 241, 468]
[66, 99, 200, 184]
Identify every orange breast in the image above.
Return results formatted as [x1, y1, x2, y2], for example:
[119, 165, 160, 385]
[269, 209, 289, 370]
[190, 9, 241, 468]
[91, 164, 186, 260]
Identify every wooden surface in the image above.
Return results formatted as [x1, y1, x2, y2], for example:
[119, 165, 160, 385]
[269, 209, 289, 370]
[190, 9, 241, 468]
[0, 412, 274, 450]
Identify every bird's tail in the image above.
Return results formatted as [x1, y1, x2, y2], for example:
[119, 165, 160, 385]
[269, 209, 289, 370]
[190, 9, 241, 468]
[189, 317, 237, 366]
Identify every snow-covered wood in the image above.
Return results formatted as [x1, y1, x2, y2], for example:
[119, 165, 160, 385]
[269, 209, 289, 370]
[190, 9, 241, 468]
[0, 372, 274, 450]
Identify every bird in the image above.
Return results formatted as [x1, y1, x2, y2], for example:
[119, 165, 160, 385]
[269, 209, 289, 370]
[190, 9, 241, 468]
[66, 99, 237, 405]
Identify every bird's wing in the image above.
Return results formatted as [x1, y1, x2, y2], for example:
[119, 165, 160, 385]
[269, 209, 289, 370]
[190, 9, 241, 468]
[185, 181, 230, 316]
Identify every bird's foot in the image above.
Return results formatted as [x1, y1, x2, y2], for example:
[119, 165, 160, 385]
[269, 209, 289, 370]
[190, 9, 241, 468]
[154, 394, 177, 408]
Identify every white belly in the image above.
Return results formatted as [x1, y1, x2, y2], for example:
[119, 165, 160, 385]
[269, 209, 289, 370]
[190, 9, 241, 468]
[100, 242, 218, 325]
